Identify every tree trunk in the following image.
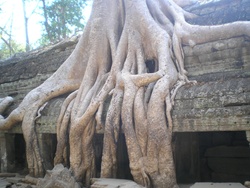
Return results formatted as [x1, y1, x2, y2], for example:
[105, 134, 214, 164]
[0, 37, 15, 55]
[22, 0, 30, 52]
[41, 0, 53, 42]
[1, 0, 250, 187]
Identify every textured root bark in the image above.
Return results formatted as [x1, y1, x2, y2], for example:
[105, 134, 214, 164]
[54, 90, 77, 166]
[101, 87, 123, 178]
[1, 0, 250, 187]
[0, 97, 14, 114]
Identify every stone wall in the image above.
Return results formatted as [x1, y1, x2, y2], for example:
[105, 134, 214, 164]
[0, 36, 78, 110]
[0, 0, 250, 133]
[0, 0, 250, 184]
[187, 0, 250, 25]
[2, 35, 249, 134]
[173, 36, 250, 132]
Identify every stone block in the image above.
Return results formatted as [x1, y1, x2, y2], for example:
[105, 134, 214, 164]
[0, 178, 11, 187]
[91, 178, 143, 188]
[179, 184, 194, 188]
[37, 164, 81, 188]
[191, 182, 246, 188]
[5, 177, 22, 184]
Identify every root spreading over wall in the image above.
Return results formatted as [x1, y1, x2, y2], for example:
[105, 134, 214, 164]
[1, 0, 250, 187]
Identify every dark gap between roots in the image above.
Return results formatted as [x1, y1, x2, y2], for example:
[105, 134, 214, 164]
[145, 59, 156, 73]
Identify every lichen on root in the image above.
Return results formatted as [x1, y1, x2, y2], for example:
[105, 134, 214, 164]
[1, 0, 250, 187]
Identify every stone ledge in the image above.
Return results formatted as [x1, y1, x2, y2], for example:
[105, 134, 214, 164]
[191, 182, 246, 188]
[0, 35, 249, 135]
[4, 77, 250, 134]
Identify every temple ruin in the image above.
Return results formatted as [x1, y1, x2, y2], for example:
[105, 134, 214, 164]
[0, 0, 250, 186]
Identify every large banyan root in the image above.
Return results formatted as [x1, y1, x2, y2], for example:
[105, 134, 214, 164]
[1, 0, 250, 187]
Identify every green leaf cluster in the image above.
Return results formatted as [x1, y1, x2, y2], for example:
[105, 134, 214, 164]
[42, 0, 86, 44]
[0, 40, 25, 60]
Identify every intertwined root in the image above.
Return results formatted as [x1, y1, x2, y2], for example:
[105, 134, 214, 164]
[0, 97, 14, 130]
[0, 97, 13, 114]
[1, 0, 250, 187]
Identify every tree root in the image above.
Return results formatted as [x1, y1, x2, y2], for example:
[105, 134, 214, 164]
[54, 90, 78, 166]
[1, 0, 250, 187]
[0, 96, 14, 114]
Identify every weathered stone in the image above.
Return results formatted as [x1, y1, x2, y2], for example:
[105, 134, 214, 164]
[245, 181, 250, 188]
[0, 178, 11, 187]
[186, 0, 250, 26]
[21, 175, 38, 185]
[37, 164, 81, 188]
[6, 177, 22, 184]
[191, 182, 246, 188]
[0, 34, 249, 135]
[4, 76, 250, 134]
[0, 173, 17, 177]
[179, 184, 194, 188]
[15, 183, 34, 188]
[90, 178, 143, 188]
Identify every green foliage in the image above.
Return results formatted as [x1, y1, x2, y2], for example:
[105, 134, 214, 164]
[0, 40, 25, 60]
[41, 0, 86, 44]
[0, 26, 25, 60]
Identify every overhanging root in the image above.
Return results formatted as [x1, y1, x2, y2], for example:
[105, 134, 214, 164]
[0, 96, 14, 114]
[101, 87, 123, 178]
[54, 91, 77, 166]
[22, 106, 45, 177]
